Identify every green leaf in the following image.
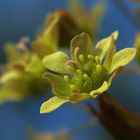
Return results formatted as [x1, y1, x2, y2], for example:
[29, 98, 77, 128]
[42, 51, 69, 74]
[90, 81, 108, 98]
[109, 48, 136, 73]
[95, 31, 118, 61]
[40, 96, 68, 114]
[70, 32, 94, 59]
[44, 72, 72, 97]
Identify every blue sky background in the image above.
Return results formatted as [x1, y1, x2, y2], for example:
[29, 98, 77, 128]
[0, 0, 140, 140]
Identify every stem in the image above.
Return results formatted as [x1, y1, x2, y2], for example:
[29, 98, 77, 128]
[111, 0, 140, 30]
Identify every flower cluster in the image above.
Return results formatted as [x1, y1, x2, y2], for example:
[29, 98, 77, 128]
[0, 1, 106, 103]
[40, 31, 136, 113]
[0, 38, 47, 102]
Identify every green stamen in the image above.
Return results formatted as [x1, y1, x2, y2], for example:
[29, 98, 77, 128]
[88, 55, 94, 60]
[95, 56, 101, 64]
[83, 74, 90, 81]
[66, 65, 75, 73]
[70, 84, 77, 90]
[79, 54, 85, 62]
[64, 76, 70, 83]
[96, 64, 102, 71]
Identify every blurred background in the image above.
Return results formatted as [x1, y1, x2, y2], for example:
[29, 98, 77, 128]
[0, 0, 140, 140]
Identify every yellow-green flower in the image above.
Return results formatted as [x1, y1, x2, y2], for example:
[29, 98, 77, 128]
[69, 0, 106, 38]
[40, 31, 136, 114]
[0, 39, 48, 102]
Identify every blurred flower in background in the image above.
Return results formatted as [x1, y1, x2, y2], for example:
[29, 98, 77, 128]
[0, 37, 48, 102]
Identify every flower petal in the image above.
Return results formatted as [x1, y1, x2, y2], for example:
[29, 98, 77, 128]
[44, 72, 72, 97]
[42, 51, 69, 74]
[90, 81, 108, 98]
[40, 96, 68, 114]
[70, 32, 94, 59]
[95, 31, 118, 61]
[109, 48, 136, 74]
[103, 36, 116, 71]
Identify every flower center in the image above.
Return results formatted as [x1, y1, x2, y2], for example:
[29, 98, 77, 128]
[63, 47, 108, 94]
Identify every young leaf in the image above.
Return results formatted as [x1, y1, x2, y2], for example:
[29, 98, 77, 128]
[40, 96, 68, 114]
